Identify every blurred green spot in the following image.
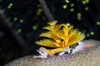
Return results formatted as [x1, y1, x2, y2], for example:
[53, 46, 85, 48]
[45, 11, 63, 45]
[97, 21, 100, 25]
[70, 8, 74, 12]
[20, 19, 24, 23]
[70, 3, 74, 7]
[32, 24, 38, 30]
[8, 6, 11, 9]
[82, 1, 86, 5]
[90, 32, 94, 35]
[14, 17, 17, 21]
[77, 13, 82, 20]
[63, 4, 67, 9]
[8, 3, 13, 9]
[86, 0, 89, 3]
[85, 7, 89, 11]
[38, 8, 42, 12]
[77, 17, 81, 20]
[77, 13, 81, 16]
[65, 0, 69, 3]
[18, 29, 21, 33]
[9, 3, 13, 6]
[86, 33, 90, 37]
[37, 8, 42, 15]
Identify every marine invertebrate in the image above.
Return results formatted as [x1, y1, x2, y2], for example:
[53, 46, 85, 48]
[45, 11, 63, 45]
[5, 40, 100, 66]
[34, 21, 85, 58]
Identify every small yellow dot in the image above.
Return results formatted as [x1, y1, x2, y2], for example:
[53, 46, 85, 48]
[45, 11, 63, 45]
[20, 19, 24, 23]
[32, 24, 38, 30]
[18, 29, 21, 33]
[97, 21, 100, 25]
[70, 8, 74, 12]
[85, 7, 89, 11]
[70, 3, 74, 7]
[77, 13, 81, 16]
[8, 3, 13, 9]
[77, 17, 81, 20]
[37, 8, 42, 15]
[86, 33, 90, 37]
[82, 1, 86, 5]
[14, 17, 17, 21]
[90, 32, 94, 35]
[65, 0, 69, 3]
[77, 13, 82, 20]
[8, 6, 11, 9]
[63, 4, 67, 9]
[86, 0, 89, 3]
[9, 3, 13, 6]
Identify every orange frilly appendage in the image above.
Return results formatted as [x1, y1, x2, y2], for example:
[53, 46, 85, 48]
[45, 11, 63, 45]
[34, 21, 85, 58]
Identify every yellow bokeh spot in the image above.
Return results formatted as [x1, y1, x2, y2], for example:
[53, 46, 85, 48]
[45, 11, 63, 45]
[37, 8, 42, 15]
[20, 19, 24, 23]
[77, 13, 81, 16]
[70, 8, 74, 12]
[65, 0, 69, 3]
[82, 1, 86, 5]
[18, 29, 21, 33]
[90, 32, 94, 35]
[86, 0, 89, 3]
[77, 13, 82, 20]
[9, 3, 13, 6]
[8, 6, 11, 9]
[32, 24, 38, 30]
[77, 17, 81, 20]
[86, 33, 90, 37]
[97, 21, 100, 25]
[63, 4, 67, 9]
[14, 17, 17, 21]
[85, 7, 89, 11]
[70, 3, 74, 7]
[8, 3, 13, 9]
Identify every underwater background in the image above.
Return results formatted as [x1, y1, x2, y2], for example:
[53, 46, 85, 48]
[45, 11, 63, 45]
[0, 0, 100, 66]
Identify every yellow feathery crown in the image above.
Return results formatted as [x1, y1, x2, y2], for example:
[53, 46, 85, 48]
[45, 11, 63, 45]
[36, 21, 85, 48]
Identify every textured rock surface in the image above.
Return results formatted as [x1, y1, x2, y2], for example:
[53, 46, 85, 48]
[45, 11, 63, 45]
[5, 40, 100, 66]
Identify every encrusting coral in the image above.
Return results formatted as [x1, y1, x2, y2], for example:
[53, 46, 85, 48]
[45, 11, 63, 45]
[5, 40, 100, 66]
[34, 21, 85, 58]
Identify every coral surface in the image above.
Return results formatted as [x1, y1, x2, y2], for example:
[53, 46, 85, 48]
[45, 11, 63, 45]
[5, 40, 100, 66]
